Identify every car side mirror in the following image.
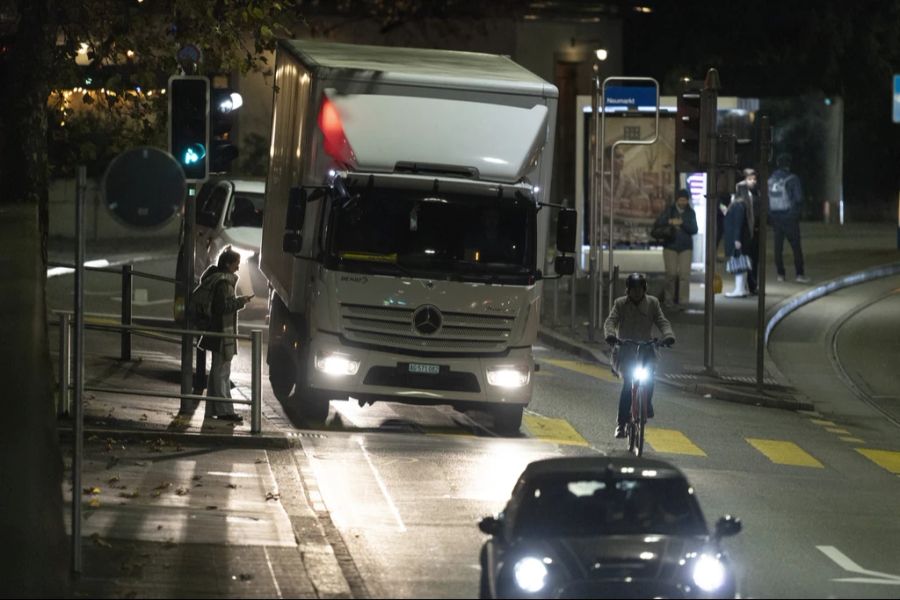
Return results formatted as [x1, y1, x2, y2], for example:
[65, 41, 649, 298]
[556, 208, 577, 254]
[554, 255, 575, 276]
[478, 515, 503, 537]
[715, 515, 742, 539]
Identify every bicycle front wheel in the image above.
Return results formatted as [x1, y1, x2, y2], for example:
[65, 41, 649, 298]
[632, 386, 645, 457]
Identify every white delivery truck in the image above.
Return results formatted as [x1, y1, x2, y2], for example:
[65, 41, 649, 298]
[261, 40, 575, 434]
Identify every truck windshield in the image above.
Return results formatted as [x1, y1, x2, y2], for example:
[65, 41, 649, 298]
[325, 186, 536, 283]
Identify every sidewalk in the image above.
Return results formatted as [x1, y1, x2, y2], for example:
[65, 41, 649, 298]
[57, 350, 352, 598]
[538, 222, 900, 411]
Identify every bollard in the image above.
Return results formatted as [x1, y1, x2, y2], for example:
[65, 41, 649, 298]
[58, 312, 71, 416]
[121, 264, 132, 361]
[251, 330, 262, 434]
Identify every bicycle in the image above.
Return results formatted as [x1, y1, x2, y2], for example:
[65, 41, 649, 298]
[613, 338, 668, 457]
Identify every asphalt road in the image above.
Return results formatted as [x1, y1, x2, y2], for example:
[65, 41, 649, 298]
[48, 257, 900, 598]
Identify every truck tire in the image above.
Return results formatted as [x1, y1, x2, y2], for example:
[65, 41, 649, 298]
[267, 345, 295, 402]
[493, 405, 523, 436]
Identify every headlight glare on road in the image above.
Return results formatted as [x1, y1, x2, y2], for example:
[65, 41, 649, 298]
[633, 366, 649, 382]
[315, 353, 360, 376]
[692, 554, 726, 592]
[514, 556, 548, 593]
[487, 366, 530, 388]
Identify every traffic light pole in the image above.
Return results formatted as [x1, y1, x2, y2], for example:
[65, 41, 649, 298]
[701, 69, 720, 376]
[180, 184, 196, 405]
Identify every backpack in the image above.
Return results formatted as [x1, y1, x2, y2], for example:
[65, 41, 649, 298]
[188, 278, 217, 331]
[768, 172, 793, 212]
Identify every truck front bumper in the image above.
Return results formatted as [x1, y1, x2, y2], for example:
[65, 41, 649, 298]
[306, 332, 533, 408]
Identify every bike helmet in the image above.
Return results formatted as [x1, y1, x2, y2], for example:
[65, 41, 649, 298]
[625, 272, 647, 292]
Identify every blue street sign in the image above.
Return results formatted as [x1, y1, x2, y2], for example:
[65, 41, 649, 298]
[894, 75, 900, 123]
[604, 85, 657, 108]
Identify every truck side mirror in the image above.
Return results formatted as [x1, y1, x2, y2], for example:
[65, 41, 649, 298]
[554, 255, 575, 276]
[556, 208, 577, 254]
[283, 187, 307, 254]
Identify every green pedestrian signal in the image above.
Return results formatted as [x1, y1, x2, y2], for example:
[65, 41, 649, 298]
[168, 76, 209, 182]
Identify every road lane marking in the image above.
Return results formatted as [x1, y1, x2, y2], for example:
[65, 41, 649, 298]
[817, 545, 900, 584]
[746, 439, 824, 468]
[542, 359, 619, 383]
[855, 449, 900, 474]
[262, 546, 284, 599]
[839, 437, 866, 444]
[645, 428, 707, 456]
[523, 413, 589, 446]
[825, 427, 851, 435]
[810, 419, 837, 426]
[356, 438, 406, 532]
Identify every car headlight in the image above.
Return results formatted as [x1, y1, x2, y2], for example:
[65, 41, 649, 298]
[692, 554, 726, 592]
[632, 365, 650, 382]
[487, 366, 530, 388]
[315, 353, 360, 376]
[513, 557, 548, 593]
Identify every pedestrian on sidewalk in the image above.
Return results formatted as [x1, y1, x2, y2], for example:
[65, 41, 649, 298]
[768, 153, 809, 283]
[734, 168, 761, 294]
[197, 247, 253, 422]
[653, 189, 698, 310]
[723, 179, 753, 298]
[603, 273, 675, 439]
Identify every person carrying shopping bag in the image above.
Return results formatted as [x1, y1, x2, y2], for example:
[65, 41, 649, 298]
[723, 185, 753, 298]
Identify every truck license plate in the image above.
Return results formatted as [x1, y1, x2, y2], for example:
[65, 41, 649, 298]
[408, 363, 440, 375]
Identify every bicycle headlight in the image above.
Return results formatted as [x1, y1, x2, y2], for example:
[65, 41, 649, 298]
[692, 554, 726, 592]
[513, 557, 549, 593]
[632, 366, 650, 382]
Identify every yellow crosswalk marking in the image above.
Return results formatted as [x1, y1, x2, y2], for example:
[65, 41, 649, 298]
[543, 359, 619, 383]
[523, 414, 589, 447]
[645, 428, 706, 456]
[746, 439, 824, 468]
[825, 427, 851, 435]
[840, 437, 865, 444]
[810, 419, 837, 427]
[856, 449, 900, 474]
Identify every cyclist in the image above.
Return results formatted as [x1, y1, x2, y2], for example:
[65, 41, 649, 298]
[603, 273, 676, 439]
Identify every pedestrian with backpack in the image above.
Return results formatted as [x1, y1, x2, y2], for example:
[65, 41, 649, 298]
[768, 154, 810, 283]
[195, 247, 253, 422]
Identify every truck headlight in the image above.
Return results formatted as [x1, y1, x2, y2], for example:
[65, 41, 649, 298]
[487, 366, 530, 388]
[632, 366, 650, 382]
[514, 557, 548, 593]
[315, 353, 360, 376]
[692, 554, 726, 592]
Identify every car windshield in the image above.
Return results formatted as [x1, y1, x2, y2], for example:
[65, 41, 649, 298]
[325, 185, 536, 283]
[513, 474, 707, 538]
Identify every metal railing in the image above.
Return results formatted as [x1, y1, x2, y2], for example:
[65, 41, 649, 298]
[55, 311, 264, 434]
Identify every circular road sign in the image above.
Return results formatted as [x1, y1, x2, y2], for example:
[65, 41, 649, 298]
[103, 146, 186, 228]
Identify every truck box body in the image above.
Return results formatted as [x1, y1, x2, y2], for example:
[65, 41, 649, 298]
[261, 40, 559, 431]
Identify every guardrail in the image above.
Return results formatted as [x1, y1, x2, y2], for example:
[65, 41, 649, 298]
[56, 311, 263, 434]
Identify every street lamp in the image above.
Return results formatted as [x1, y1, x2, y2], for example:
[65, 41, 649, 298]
[595, 48, 608, 61]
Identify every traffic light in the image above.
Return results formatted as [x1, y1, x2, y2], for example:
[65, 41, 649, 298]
[676, 85, 702, 172]
[209, 87, 242, 173]
[168, 75, 209, 182]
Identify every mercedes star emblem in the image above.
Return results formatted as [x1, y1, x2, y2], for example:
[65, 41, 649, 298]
[412, 305, 442, 335]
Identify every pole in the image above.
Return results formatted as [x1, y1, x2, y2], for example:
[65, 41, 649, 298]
[72, 166, 86, 573]
[588, 68, 599, 341]
[597, 79, 607, 328]
[180, 184, 197, 410]
[702, 69, 720, 376]
[756, 115, 772, 391]
[251, 330, 262, 434]
[58, 312, 71, 417]
[121, 264, 132, 361]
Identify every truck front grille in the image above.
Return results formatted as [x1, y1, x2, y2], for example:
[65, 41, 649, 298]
[340, 303, 514, 354]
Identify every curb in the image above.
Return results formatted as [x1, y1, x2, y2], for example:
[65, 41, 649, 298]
[58, 423, 297, 449]
[765, 262, 900, 343]
[538, 326, 809, 410]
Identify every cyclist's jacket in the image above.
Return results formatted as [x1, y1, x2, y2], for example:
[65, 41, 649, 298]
[603, 294, 674, 377]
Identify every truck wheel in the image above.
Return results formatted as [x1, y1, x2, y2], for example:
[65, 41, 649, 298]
[493, 405, 523, 436]
[267, 345, 295, 402]
[298, 387, 330, 423]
